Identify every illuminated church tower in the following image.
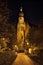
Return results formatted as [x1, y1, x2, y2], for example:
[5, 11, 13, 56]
[17, 7, 25, 50]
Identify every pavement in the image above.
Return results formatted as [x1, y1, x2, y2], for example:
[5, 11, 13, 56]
[12, 53, 39, 65]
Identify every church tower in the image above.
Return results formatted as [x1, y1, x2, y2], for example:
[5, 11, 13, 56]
[17, 7, 25, 50]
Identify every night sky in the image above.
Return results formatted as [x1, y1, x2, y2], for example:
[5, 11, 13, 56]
[7, 0, 43, 25]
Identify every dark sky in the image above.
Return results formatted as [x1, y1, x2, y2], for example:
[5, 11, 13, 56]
[7, 0, 43, 25]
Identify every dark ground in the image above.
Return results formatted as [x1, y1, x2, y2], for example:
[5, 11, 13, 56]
[0, 50, 43, 65]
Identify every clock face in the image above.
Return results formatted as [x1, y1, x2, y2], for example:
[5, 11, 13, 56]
[19, 17, 24, 23]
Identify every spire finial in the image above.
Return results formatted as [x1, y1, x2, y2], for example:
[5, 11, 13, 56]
[20, 6, 23, 12]
[19, 5, 24, 17]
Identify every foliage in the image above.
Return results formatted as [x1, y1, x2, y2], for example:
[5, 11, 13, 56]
[0, 1, 16, 49]
[29, 21, 43, 46]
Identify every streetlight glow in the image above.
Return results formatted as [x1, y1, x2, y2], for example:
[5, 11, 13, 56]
[27, 42, 29, 45]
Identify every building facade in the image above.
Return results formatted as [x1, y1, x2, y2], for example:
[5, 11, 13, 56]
[17, 7, 25, 50]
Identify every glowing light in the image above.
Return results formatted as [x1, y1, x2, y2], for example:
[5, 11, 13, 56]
[2, 38, 5, 40]
[20, 7, 22, 12]
[15, 45, 17, 48]
[29, 48, 32, 54]
[27, 42, 29, 45]
[14, 45, 18, 50]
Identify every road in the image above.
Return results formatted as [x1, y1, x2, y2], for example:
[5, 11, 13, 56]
[12, 53, 39, 65]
